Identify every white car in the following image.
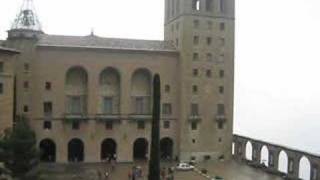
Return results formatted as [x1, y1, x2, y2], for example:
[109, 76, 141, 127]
[175, 162, 194, 171]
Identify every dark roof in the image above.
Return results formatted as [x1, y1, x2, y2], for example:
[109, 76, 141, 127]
[0, 46, 20, 54]
[37, 34, 178, 52]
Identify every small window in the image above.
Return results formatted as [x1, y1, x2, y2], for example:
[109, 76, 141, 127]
[207, 37, 212, 45]
[191, 122, 198, 130]
[162, 103, 172, 115]
[206, 70, 212, 77]
[165, 85, 171, 93]
[137, 121, 145, 129]
[193, 69, 199, 76]
[24, 63, 29, 72]
[23, 105, 29, 113]
[219, 70, 225, 78]
[193, 20, 199, 28]
[219, 86, 224, 94]
[206, 53, 213, 61]
[206, 0, 213, 12]
[105, 121, 113, 130]
[193, 53, 199, 61]
[72, 121, 80, 130]
[44, 102, 52, 117]
[217, 104, 225, 115]
[45, 82, 51, 90]
[164, 121, 170, 129]
[218, 122, 224, 129]
[23, 81, 29, 89]
[193, 36, 199, 45]
[43, 121, 52, 130]
[220, 22, 225, 31]
[192, 0, 200, 11]
[191, 103, 199, 116]
[192, 85, 198, 94]
[0, 83, 3, 94]
[0, 62, 3, 73]
[218, 138, 222, 142]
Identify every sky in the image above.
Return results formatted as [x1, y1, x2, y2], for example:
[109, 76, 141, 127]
[0, 0, 320, 156]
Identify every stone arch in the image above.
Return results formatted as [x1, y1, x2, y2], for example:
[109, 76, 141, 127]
[39, 138, 56, 162]
[245, 141, 253, 161]
[131, 68, 152, 114]
[133, 138, 148, 160]
[65, 66, 88, 115]
[68, 138, 84, 162]
[99, 67, 121, 114]
[299, 156, 311, 180]
[260, 145, 269, 167]
[101, 138, 117, 161]
[278, 150, 288, 173]
[160, 137, 174, 160]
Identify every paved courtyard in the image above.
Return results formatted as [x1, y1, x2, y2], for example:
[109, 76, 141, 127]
[39, 160, 283, 180]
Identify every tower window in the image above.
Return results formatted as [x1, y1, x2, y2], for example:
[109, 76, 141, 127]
[0, 83, 3, 94]
[193, 69, 199, 76]
[206, 0, 213, 12]
[162, 103, 172, 115]
[193, 36, 199, 45]
[0, 62, 4, 73]
[218, 122, 224, 129]
[165, 85, 171, 93]
[192, 0, 200, 11]
[193, 53, 199, 61]
[207, 37, 212, 45]
[164, 121, 170, 129]
[191, 103, 199, 116]
[43, 102, 53, 117]
[191, 122, 198, 130]
[193, 20, 200, 28]
[192, 85, 198, 94]
[220, 22, 225, 31]
[207, 53, 213, 61]
[206, 70, 212, 77]
[45, 82, 52, 90]
[137, 121, 145, 129]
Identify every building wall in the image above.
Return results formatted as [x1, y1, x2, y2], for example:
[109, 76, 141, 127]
[0, 52, 17, 134]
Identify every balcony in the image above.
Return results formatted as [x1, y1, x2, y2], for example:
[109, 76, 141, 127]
[188, 114, 202, 122]
[215, 114, 227, 122]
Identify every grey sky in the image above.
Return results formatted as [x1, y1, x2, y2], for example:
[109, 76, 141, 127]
[0, 0, 320, 154]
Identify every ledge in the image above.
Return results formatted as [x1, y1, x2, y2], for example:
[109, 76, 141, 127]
[95, 114, 121, 122]
[215, 115, 227, 122]
[128, 114, 152, 121]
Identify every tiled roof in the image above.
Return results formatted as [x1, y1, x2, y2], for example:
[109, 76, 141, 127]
[37, 34, 178, 52]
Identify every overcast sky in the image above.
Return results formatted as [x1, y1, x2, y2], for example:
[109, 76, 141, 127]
[0, 0, 320, 155]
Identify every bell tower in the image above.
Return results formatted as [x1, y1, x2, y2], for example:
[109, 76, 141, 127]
[164, 0, 235, 161]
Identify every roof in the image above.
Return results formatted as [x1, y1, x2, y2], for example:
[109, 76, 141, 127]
[0, 46, 20, 54]
[37, 34, 178, 52]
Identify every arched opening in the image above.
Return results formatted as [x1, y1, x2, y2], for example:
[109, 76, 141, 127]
[99, 67, 120, 114]
[160, 137, 174, 160]
[245, 141, 253, 161]
[68, 138, 84, 162]
[39, 139, 56, 162]
[65, 67, 88, 115]
[299, 156, 311, 180]
[101, 138, 117, 161]
[133, 138, 148, 160]
[278, 150, 288, 174]
[131, 69, 152, 114]
[260, 145, 269, 167]
[232, 142, 235, 155]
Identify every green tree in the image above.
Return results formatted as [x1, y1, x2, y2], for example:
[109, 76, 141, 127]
[0, 116, 38, 178]
[148, 74, 161, 180]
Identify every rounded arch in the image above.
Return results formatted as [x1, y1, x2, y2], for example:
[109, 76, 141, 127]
[160, 137, 174, 160]
[65, 66, 88, 91]
[68, 138, 84, 162]
[133, 138, 148, 160]
[278, 150, 288, 173]
[101, 138, 117, 161]
[99, 67, 121, 87]
[260, 145, 269, 167]
[245, 141, 253, 161]
[299, 156, 311, 180]
[39, 138, 56, 162]
[131, 68, 152, 96]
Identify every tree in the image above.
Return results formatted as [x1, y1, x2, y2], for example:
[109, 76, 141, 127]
[0, 116, 38, 178]
[148, 74, 161, 180]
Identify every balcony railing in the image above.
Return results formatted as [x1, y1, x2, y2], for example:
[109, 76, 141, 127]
[215, 114, 227, 122]
[188, 114, 202, 122]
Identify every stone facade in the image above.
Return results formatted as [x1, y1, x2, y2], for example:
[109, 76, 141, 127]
[1, 0, 235, 163]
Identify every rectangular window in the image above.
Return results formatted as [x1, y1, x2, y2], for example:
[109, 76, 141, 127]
[165, 85, 171, 93]
[137, 121, 145, 129]
[0, 83, 3, 94]
[207, 37, 212, 45]
[23, 105, 29, 113]
[206, 0, 213, 12]
[219, 86, 224, 94]
[193, 36, 199, 45]
[218, 122, 224, 129]
[191, 103, 199, 116]
[193, 53, 199, 61]
[164, 121, 170, 129]
[45, 82, 51, 90]
[103, 97, 113, 114]
[72, 121, 80, 130]
[43, 121, 52, 130]
[162, 103, 172, 115]
[219, 70, 225, 78]
[217, 104, 225, 115]
[192, 85, 198, 94]
[44, 102, 52, 117]
[191, 122, 198, 130]
[0, 62, 3, 73]
[135, 97, 144, 114]
[193, 69, 199, 76]
[69, 96, 81, 114]
[105, 121, 113, 130]
[206, 70, 212, 77]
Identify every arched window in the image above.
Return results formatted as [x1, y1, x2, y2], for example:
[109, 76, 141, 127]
[68, 138, 84, 162]
[278, 150, 288, 174]
[39, 139, 56, 162]
[260, 145, 269, 167]
[65, 67, 88, 115]
[245, 141, 253, 161]
[299, 156, 311, 180]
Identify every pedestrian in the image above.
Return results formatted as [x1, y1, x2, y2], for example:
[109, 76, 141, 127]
[128, 171, 132, 180]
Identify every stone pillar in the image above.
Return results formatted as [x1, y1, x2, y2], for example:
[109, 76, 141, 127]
[286, 152, 300, 179]
[252, 142, 262, 164]
[268, 148, 280, 171]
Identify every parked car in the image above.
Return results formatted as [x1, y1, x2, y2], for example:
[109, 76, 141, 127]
[175, 162, 194, 171]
